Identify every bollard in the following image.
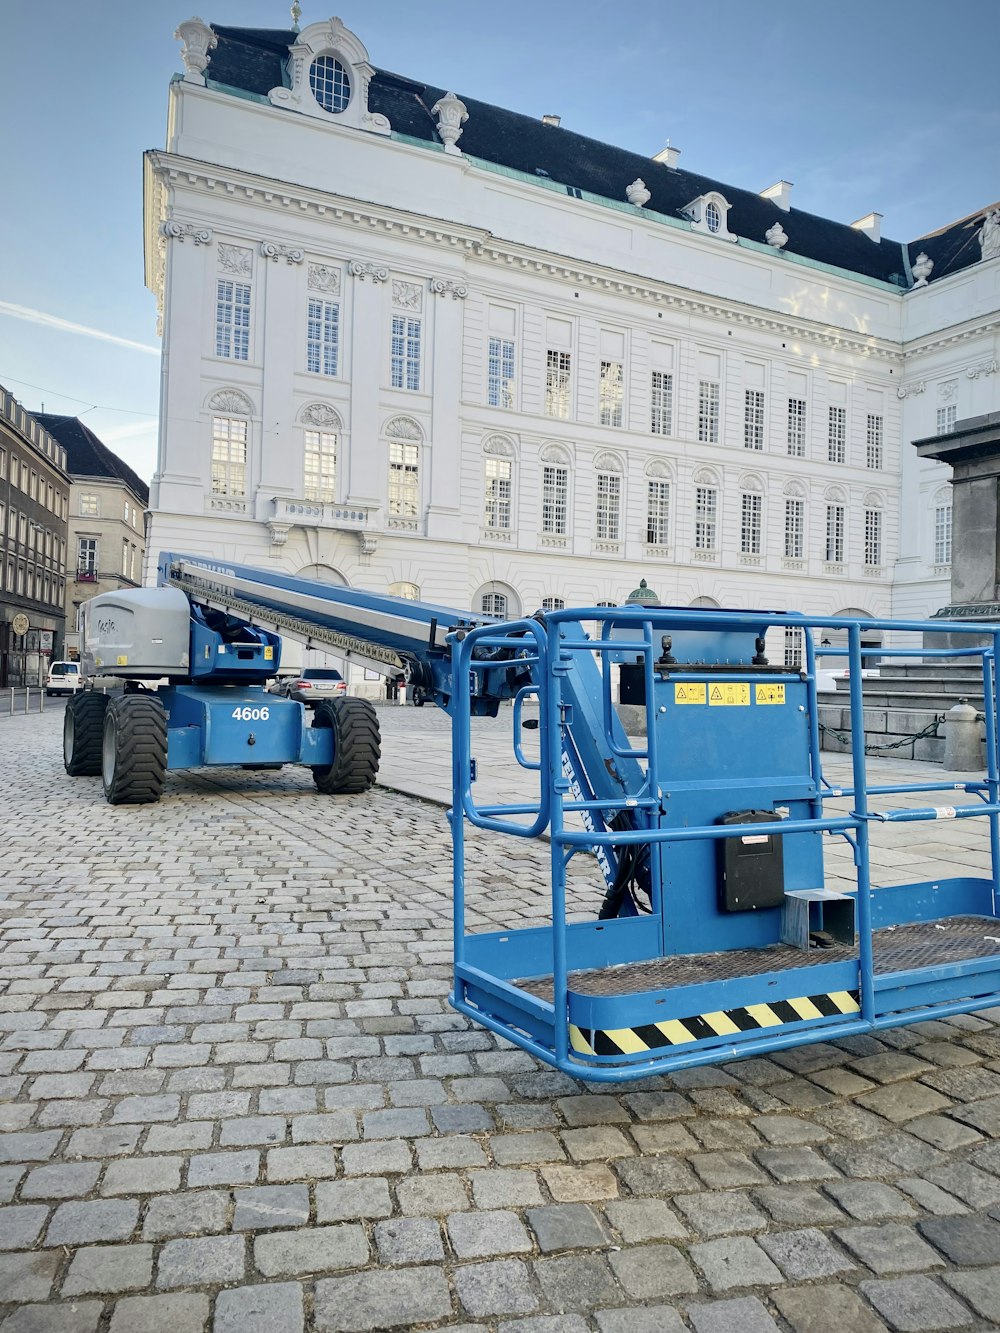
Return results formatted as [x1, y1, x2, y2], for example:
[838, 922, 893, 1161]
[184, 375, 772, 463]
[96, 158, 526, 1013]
[943, 699, 982, 771]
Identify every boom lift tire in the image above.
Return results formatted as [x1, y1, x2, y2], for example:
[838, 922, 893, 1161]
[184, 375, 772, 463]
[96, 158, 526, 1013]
[101, 695, 168, 805]
[63, 692, 110, 776]
[311, 697, 380, 794]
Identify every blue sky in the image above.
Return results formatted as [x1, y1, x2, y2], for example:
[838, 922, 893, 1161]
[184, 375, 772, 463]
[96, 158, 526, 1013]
[1, 0, 996, 484]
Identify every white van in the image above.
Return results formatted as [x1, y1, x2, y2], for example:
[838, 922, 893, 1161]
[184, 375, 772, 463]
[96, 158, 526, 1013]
[45, 661, 82, 696]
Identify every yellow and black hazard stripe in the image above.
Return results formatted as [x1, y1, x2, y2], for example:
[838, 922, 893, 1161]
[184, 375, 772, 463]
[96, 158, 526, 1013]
[570, 989, 860, 1057]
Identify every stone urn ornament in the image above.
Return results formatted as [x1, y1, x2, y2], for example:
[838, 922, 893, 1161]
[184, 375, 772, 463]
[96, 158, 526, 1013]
[626, 179, 651, 207]
[912, 252, 934, 288]
[431, 92, 469, 155]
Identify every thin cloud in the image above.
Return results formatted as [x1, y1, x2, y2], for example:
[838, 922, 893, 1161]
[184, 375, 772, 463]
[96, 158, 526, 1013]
[98, 419, 159, 442]
[0, 302, 160, 356]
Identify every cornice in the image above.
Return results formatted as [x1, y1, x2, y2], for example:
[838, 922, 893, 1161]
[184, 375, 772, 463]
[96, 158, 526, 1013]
[902, 316, 1000, 362]
[146, 151, 903, 364]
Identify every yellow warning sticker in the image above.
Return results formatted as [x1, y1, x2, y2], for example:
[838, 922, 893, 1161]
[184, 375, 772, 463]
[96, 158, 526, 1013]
[674, 683, 707, 705]
[116, 656, 128, 666]
[264, 646, 274, 660]
[708, 682, 750, 707]
[755, 683, 786, 705]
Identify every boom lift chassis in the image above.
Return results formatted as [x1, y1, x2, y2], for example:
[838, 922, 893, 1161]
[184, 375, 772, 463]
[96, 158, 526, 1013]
[64, 556, 1000, 1078]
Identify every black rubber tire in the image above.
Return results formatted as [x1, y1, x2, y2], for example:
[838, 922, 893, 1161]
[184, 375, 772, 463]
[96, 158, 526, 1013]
[64, 692, 110, 776]
[101, 695, 168, 805]
[311, 697, 380, 794]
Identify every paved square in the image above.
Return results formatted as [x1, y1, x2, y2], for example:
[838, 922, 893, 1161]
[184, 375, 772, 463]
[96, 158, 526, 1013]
[2, 704, 1000, 1328]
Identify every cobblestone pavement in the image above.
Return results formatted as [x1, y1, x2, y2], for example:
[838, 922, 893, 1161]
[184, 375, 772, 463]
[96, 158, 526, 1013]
[2, 704, 1000, 1331]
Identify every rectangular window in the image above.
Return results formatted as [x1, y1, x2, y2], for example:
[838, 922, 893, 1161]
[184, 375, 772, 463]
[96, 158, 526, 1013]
[784, 499, 804, 559]
[211, 416, 248, 496]
[828, 405, 846, 463]
[306, 298, 340, 376]
[595, 473, 621, 541]
[487, 337, 516, 408]
[541, 465, 568, 535]
[825, 504, 845, 563]
[695, 486, 717, 550]
[744, 389, 765, 451]
[599, 360, 624, 427]
[484, 456, 512, 530]
[388, 440, 419, 515]
[121, 539, 129, 576]
[303, 429, 337, 502]
[545, 350, 572, 419]
[935, 505, 952, 565]
[78, 537, 97, 575]
[390, 316, 421, 391]
[937, 404, 957, 435]
[866, 413, 884, 469]
[698, 381, 720, 443]
[787, 398, 806, 456]
[0, 448, 5, 480]
[650, 371, 673, 436]
[215, 279, 251, 360]
[784, 627, 803, 669]
[646, 480, 670, 545]
[865, 508, 883, 566]
[740, 493, 762, 554]
[123, 499, 130, 521]
[541, 597, 565, 611]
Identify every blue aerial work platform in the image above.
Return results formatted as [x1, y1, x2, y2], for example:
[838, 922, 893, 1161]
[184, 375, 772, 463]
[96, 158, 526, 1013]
[63, 555, 1000, 1077]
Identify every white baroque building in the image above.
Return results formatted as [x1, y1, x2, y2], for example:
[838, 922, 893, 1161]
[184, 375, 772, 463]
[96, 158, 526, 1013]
[144, 16, 1000, 654]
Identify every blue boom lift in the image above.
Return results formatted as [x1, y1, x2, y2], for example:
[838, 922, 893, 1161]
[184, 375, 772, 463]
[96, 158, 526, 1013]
[65, 554, 1000, 1078]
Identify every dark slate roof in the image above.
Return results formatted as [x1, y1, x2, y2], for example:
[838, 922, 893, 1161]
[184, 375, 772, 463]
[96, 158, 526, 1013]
[908, 205, 998, 285]
[34, 415, 149, 506]
[204, 25, 984, 288]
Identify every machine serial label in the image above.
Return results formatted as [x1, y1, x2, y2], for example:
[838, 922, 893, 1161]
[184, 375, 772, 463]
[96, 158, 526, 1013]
[709, 683, 750, 706]
[755, 684, 786, 705]
[674, 683, 707, 705]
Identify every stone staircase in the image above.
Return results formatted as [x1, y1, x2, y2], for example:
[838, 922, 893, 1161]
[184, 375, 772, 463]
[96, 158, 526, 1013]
[818, 661, 987, 763]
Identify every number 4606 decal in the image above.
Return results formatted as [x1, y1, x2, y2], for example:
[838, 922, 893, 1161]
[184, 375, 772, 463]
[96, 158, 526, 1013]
[232, 706, 270, 721]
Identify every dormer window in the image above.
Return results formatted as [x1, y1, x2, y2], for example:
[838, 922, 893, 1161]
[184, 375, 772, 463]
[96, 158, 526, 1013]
[310, 55, 351, 113]
[681, 192, 737, 242]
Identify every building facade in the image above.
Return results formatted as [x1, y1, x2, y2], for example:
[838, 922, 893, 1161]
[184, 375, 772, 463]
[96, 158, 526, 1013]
[35, 416, 149, 659]
[0, 387, 69, 686]
[143, 19, 1000, 659]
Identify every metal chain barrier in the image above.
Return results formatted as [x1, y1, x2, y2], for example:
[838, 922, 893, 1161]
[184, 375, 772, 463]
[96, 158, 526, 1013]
[818, 717, 942, 755]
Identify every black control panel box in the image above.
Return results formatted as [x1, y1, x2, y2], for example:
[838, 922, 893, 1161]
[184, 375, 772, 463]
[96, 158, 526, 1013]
[718, 809, 785, 913]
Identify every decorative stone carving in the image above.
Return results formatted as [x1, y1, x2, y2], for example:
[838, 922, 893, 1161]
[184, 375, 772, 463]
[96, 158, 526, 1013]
[358, 532, 378, 556]
[626, 179, 651, 207]
[160, 220, 212, 245]
[940, 380, 958, 402]
[980, 209, 1000, 262]
[483, 435, 515, 457]
[300, 403, 342, 428]
[260, 241, 304, 264]
[208, 389, 254, 415]
[174, 17, 217, 84]
[765, 222, 788, 250]
[429, 277, 469, 299]
[392, 281, 422, 310]
[911, 252, 934, 287]
[218, 244, 252, 276]
[308, 263, 341, 294]
[349, 260, 388, 283]
[967, 358, 999, 380]
[267, 19, 390, 135]
[430, 92, 469, 155]
[267, 522, 291, 546]
[385, 416, 422, 441]
[896, 381, 926, 399]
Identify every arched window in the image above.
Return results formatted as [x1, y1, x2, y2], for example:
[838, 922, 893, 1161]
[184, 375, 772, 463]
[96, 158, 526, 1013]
[389, 581, 419, 600]
[595, 453, 624, 542]
[540, 443, 571, 537]
[483, 436, 515, 532]
[475, 581, 520, 620]
[385, 417, 423, 519]
[541, 597, 565, 612]
[645, 460, 671, 547]
[300, 405, 343, 504]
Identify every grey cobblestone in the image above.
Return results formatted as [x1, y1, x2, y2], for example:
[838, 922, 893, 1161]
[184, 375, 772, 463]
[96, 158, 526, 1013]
[108, 1292, 210, 1333]
[254, 1224, 369, 1277]
[157, 1233, 246, 1288]
[214, 1283, 304, 1333]
[45, 1198, 138, 1246]
[61, 1242, 153, 1294]
[860, 1275, 974, 1331]
[314, 1267, 453, 1330]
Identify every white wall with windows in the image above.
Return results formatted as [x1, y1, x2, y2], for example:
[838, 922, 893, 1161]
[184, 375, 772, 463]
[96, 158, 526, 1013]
[144, 19, 1000, 649]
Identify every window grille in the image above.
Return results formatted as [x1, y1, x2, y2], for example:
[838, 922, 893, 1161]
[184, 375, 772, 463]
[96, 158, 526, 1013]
[744, 389, 764, 450]
[934, 504, 952, 565]
[388, 439, 419, 515]
[784, 627, 803, 668]
[211, 417, 248, 496]
[740, 493, 762, 554]
[599, 360, 624, 427]
[304, 429, 337, 502]
[828, 406, 846, 463]
[310, 55, 351, 112]
[646, 480, 670, 545]
[698, 381, 720, 443]
[542, 465, 568, 535]
[784, 498, 804, 559]
[650, 371, 673, 435]
[937, 404, 957, 435]
[391, 317, 421, 391]
[484, 456, 512, 529]
[596, 472, 621, 540]
[77, 538, 97, 575]
[541, 597, 565, 611]
[307, 299, 339, 376]
[864, 508, 882, 566]
[216, 280, 251, 361]
[79, 494, 99, 517]
[866, 413, 883, 469]
[481, 592, 507, 617]
[545, 350, 572, 419]
[695, 486, 717, 549]
[825, 504, 845, 563]
[488, 337, 516, 408]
